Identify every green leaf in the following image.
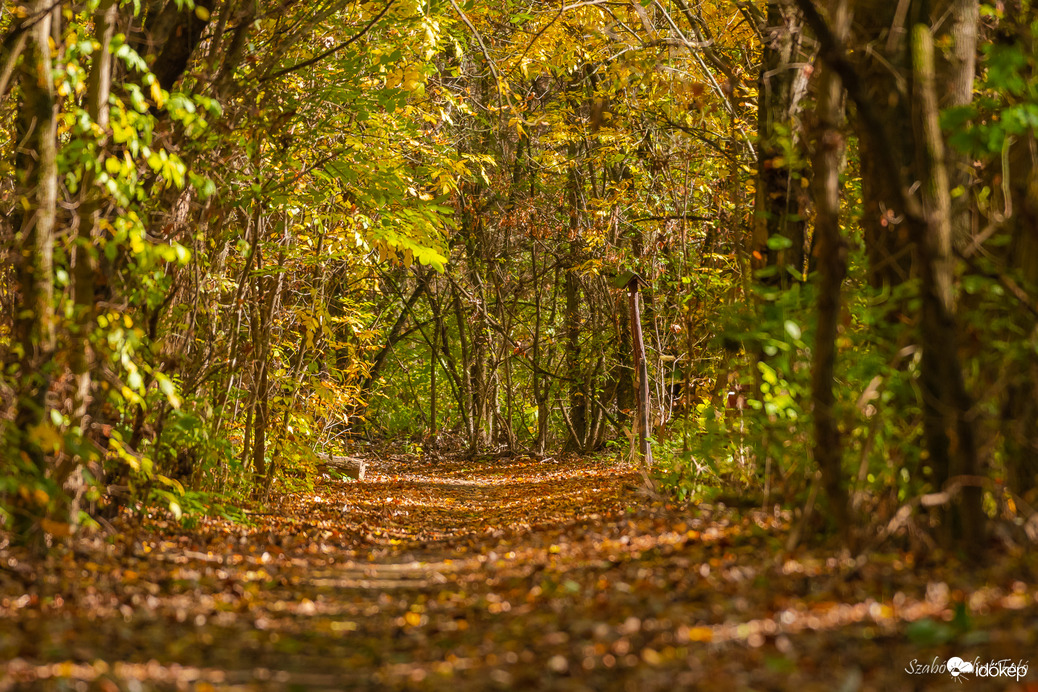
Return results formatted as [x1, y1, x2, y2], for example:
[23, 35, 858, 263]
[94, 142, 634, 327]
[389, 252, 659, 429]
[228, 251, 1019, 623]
[155, 372, 182, 409]
[905, 618, 955, 646]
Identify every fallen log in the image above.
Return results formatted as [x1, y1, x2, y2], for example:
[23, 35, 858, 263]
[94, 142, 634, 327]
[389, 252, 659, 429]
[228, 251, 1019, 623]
[317, 454, 367, 480]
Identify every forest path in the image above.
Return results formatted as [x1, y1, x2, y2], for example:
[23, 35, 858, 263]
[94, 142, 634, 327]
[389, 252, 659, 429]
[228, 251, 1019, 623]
[3, 453, 1037, 690]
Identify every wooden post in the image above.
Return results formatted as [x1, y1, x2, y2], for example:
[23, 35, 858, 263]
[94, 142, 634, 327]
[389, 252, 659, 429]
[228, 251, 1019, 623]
[628, 277, 653, 469]
[430, 321, 438, 435]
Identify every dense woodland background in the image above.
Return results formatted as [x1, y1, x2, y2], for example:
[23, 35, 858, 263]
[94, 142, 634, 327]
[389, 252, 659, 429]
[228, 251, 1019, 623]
[1, 0, 1037, 554]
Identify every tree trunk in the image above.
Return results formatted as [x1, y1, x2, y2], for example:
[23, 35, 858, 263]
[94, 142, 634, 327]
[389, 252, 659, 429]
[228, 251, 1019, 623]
[1002, 127, 1038, 500]
[564, 160, 586, 451]
[752, 0, 809, 285]
[452, 285, 475, 446]
[612, 299, 634, 417]
[939, 0, 979, 248]
[808, 0, 851, 534]
[531, 240, 551, 456]
[6, 0, 61, 548]
[629, 279, 653, 470]
[430, 313, 438, 436]
[70, 0, 118, 457]
[850, 0, 919, 289]
[911, 24, 983, 545]
[359, 270, 429, 397]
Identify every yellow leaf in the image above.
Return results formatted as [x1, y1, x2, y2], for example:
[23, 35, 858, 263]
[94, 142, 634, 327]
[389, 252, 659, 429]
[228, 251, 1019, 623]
[687, 626, 713, 642]
[404, 612, 421, 627]
[194, 6, 210, 20]
[150, 81, 165, 108]
[331, 621, 357, 632]
[28, 422, 63, 453]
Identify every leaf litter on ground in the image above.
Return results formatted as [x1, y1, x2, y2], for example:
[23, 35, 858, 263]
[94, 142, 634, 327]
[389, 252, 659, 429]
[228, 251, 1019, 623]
[2, 453, 1037, 690]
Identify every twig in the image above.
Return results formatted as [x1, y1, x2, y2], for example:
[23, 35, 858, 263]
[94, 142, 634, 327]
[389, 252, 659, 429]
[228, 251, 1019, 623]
[263, 0, 396, 82]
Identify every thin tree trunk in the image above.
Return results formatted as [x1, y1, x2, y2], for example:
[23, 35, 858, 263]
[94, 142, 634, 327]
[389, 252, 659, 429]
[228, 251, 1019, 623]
[213, 202, 263, 438]
[7, 0, 60, 548]
[1003, 133, 1038, 498]
[752, 0, 808, 285]
[361, 270, 429, 396]
[912, 24, 983, 545]
[629, 279, 653, 472]
[940, 0, 979, 248]
[430, 313, 438, 435]
[614, 293, 635, 422]
[452, 285, 475, 445]
[809, 0, 851, 534]
[531, 240, 550, 456]
[70, 0, 117, 450]
[564, 262, 585, 451]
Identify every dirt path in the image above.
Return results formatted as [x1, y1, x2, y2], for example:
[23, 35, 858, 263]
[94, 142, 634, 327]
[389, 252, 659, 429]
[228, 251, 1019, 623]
[2, 454, 1037, 690]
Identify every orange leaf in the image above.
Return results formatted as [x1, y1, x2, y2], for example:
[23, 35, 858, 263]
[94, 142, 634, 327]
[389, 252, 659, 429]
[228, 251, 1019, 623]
[40, 518, 72, 537]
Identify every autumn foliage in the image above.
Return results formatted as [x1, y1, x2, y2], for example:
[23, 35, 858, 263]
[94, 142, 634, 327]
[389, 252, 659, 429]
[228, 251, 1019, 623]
[2, 0, 1038, 687]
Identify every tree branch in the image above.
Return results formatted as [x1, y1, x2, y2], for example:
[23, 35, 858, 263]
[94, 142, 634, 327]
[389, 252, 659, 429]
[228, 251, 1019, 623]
[263, 0, 396, 82]
[792, 0, 923, 223]
[632, 214, 714, 223]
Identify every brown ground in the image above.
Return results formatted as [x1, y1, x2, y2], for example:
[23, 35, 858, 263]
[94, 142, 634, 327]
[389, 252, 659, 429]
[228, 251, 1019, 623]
[2, 453, 1037, 690]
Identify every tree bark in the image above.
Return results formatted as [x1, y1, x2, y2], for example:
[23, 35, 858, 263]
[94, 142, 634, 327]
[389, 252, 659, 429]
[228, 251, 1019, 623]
[939, 0, 979, 248]
[848, 0, 919, 288]
[809, 0, 851, 534]
[6, 0, 61, 547]
[1002, 123, 1038, 499]
[752, 0, 809, 285]
[70, 0, 118, 458]
[360, 271, 430, 396]
[911, 24, 983, 545]
[628, 278, 653, 470]
[150, 0, 215, 90]
[564, 158, 587, 452]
